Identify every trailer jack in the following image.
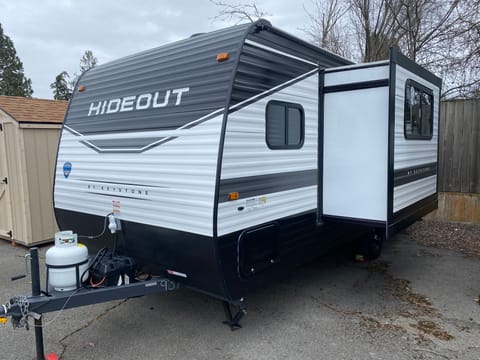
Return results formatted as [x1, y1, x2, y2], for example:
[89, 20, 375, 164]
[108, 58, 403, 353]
[0, 247, 179, 360]
[222, 301, 247, 330]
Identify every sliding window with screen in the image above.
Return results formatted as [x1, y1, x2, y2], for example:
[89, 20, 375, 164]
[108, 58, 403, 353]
[266, 101, 304, 149]
[404, 79, 433, 140]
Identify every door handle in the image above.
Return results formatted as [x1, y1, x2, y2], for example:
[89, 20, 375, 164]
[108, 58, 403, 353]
[1, 177, 6, 184]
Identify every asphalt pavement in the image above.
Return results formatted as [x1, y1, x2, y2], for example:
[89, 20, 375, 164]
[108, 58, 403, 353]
[0, 232, 479, 360]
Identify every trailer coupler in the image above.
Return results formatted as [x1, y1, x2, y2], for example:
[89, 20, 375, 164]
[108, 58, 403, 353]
[1, 295, 33, 330]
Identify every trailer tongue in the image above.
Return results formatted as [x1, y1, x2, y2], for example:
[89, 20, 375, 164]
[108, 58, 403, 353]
[0, 244, 245, 360]
[0, 246, 179, 360]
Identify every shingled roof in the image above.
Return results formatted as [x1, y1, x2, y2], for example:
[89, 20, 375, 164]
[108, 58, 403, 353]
[0, 96, 67, 124]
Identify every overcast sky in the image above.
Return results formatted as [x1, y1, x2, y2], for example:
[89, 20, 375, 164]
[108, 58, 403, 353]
[1, 0, 312, 99]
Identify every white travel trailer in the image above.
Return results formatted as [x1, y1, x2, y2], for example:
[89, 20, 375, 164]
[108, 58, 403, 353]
[0, 22, 442, 355]
[51, 19, 441, 308]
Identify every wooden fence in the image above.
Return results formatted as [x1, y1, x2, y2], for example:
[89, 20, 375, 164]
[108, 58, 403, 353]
[439, 99, 480, 194]
[426, 99, 480, 222]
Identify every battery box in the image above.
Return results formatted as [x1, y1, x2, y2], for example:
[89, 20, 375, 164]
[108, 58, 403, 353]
[90, 253, 136, 286]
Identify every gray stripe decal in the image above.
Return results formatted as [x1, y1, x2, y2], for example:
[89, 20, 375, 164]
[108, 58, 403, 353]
[394, 162, 437, 187]
[219, 169, 317, 202]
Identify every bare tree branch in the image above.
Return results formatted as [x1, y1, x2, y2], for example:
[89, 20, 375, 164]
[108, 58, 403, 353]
[304, 0, 480, 97]
[301, 0, 353, 58]
[210, 1, 270, 24]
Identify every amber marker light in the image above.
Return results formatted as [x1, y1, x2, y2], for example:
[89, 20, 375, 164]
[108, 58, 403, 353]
[228, 192, 239, 201]
[78, 85, 86, 92]
[216, 52, 229, 62]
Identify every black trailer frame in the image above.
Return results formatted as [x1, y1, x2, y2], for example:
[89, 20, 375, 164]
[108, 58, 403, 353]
[0, 247, 247, 359]
[0, 248, 180, 360]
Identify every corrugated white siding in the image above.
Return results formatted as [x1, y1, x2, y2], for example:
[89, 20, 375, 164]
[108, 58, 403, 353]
[393, 66, 440, 212]
[54, 115, 223, 236]
[218, 186, 317, 235]
[394, 66, 440, 169]
[217, 74, 318, 236]
[394, 175, 437, 212]
[222, 75, 318, 178]
[324, 64, 389, 86]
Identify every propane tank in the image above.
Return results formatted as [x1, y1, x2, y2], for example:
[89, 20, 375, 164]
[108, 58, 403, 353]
[46, 231, 89, 291]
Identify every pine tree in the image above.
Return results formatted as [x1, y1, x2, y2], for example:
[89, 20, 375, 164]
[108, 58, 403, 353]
[50, 71, 72, 100]
[70, 50, 98, 89]
[79, 50, 97, 73]
[51, 50, 98, 100]
[0, 23, 33, 97]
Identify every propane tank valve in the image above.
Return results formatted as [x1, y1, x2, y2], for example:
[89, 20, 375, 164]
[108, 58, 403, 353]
[108, 214, 122, 234]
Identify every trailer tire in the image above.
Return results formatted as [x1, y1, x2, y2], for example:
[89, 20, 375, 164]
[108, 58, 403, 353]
[356, 231, 384, 261]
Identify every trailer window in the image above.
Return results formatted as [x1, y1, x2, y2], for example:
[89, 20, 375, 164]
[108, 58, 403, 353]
[404, 79, 433, 140]
[266, 101, 304, 149]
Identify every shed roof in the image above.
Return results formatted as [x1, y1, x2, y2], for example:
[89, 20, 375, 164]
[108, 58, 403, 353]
[0, 96, 67, 124]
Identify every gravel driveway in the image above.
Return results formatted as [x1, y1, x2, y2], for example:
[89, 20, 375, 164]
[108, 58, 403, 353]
[406, 219, 480, 257]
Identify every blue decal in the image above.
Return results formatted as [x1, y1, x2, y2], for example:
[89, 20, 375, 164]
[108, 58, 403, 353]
[63, 162, 72, 178]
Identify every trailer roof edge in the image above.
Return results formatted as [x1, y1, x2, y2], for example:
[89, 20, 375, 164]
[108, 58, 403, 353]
[248, 19, 354, 66]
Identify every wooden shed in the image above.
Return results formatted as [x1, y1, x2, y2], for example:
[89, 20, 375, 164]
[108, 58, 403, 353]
[0, 96, 67, 246]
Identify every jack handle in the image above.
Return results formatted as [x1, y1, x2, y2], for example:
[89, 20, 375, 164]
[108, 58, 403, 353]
[11, 253, 31, 281]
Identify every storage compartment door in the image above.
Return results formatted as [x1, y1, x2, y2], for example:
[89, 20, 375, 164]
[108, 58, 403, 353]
[238, 224, 279, 278]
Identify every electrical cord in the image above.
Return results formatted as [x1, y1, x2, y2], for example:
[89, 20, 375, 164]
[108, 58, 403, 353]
[33, 278, 105, 329]
[78, 212, 113, 240]
[32, 286, 83, 328]
[31, 212, 122, 329]
[80, 247, 108, 283]
[89, 276, 106, 287]
[34, 212, 127, 329]
[76, 212, 121, 286]
[34, 249, 110, 328]
[112, 232, 118, 256]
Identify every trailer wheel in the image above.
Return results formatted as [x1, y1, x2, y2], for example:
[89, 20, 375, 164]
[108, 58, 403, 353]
[356, 231, 384, 261]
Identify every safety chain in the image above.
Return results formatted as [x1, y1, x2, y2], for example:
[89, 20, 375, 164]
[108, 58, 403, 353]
[10, 296, 30, 330]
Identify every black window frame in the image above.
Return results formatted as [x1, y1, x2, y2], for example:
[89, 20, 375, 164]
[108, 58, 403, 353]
[404, 79, 434, 140]
[265, 100, 305, 150]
